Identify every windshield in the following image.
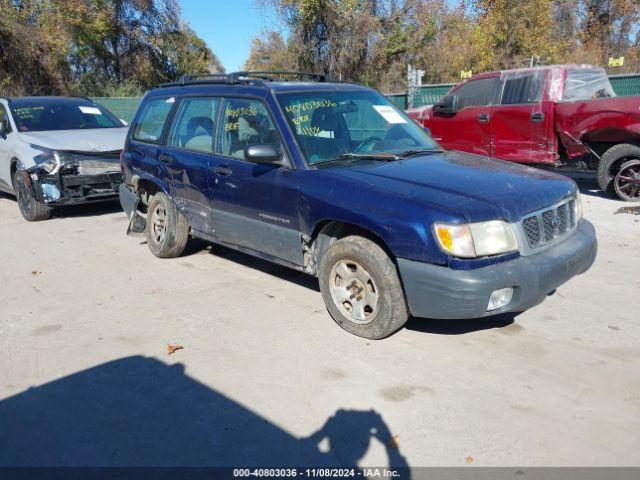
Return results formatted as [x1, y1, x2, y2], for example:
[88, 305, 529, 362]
[563, 69, 616, 101]
[9, 99, 123, 132]
[277, 89, 440, 165]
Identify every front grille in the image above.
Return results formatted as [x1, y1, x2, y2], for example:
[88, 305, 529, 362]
[521, 198, 577, 248]
[77, 159, 120, 176]
[62, 151, 120, 176]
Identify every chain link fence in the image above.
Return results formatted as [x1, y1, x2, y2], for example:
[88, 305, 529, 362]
[386, 73, 640, 110]
[90, 74, 640, 121]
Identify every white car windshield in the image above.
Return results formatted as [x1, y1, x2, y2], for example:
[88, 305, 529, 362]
[10, 99, 123, 132]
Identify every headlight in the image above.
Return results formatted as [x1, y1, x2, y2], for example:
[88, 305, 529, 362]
[574, 191, 582, 220]
[434, 220, 518, 258]
[31, 145, 62, 174]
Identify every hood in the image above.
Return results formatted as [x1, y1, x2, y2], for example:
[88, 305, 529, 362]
[18, 128, 128, 152]
[321, 151, 576, 223]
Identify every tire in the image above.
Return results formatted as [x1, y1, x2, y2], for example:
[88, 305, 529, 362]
[13, 170, 52, 222]
[145, 192, 189, 258]
[613, 159, 640, 202]
[597, 143, 640, 200]
[318, 235, 409, 339]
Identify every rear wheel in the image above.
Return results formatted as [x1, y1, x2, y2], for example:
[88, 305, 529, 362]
[318, 235, 408, 339]
[13, 170, 52, 222]
[614, 159, 640, 202]
[145, 192, 189, 258]
[597, 144, 640, 201]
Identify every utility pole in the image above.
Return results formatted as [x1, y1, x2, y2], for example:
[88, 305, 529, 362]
[407, 64, 424, 109]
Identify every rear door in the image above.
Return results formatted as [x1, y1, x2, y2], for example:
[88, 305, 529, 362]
[428, 76, 500, 156]
[210, 97, 302, 266]
[490, 71, 547, 163]
[158, 96, 220, 233]
[127, 96, 176, 181]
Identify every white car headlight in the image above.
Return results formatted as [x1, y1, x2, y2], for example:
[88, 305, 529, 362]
[31, 145, 62, 174]
[434, 220, 518, 258]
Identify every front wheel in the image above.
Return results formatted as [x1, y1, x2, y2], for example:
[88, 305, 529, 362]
[318, 235, 409, 339]
[13, 170, 52, 222]
[597, 144, 640, 201]
[145, 192, 189, 258]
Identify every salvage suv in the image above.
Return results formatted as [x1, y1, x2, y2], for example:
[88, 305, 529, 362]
[0, 96, 126, 221]
[408, 65, 640, 201]
[119, 72, 597, 339]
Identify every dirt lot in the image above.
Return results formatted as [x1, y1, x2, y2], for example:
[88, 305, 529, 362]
[0, 173, 639, 468]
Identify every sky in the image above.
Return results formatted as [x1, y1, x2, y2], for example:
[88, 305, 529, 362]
[180, 0, 283, 73]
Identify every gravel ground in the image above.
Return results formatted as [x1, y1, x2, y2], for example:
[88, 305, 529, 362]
[0, 173, 638, 469]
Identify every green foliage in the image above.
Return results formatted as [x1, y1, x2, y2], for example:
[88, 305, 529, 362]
[0, 0, 223, 96]
[252, 0, 640, 91]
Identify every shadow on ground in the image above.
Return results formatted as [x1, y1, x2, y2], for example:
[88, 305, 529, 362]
[0, 356, 408, 469]
[0, 193, 123, 219]
[405, 313, 516, 335]
[186, 243, 321, 292]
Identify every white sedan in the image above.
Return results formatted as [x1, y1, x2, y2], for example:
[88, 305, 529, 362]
[0, 97, 128, 221]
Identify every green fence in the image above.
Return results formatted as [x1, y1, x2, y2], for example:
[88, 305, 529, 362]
[91, 74, 640, 119]
[386, 73, 640, 110]
[609, 74, 640, 97]
[91, 97, 142, 123]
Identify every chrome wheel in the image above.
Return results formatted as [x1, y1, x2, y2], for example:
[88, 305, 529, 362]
[150, 204, 167, 244]
[614, 159, 640, 202]
[329, 259, 379, 324]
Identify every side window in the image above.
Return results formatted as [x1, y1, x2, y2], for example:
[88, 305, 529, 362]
[0, 104, 12, 133]
[216, 98, 282, 161]
[167, 98, 219, 153]
[455, 77, 500, 109]
[501, 72, 544, 105]
[132, 97, 175, 144]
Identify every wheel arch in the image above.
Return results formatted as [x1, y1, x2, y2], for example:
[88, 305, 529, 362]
[131, 174, 169, 205]
[310, 219, 397, 269]
[581, 128, 640, 157]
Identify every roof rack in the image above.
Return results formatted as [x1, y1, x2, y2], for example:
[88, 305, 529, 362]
[159, 71, 327, 88]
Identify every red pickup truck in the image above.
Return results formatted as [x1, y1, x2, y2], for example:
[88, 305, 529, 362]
[407, 65, 640, 201]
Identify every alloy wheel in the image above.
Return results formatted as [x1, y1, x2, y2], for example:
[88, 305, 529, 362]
[329, 259, 380, 324]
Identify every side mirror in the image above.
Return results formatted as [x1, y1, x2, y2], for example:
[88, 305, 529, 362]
[245, 144, 282, 165]
[433, 95, 459, 115]
[0, 120, 8, 139]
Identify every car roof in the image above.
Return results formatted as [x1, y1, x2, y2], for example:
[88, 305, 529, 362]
[472, 64, 603, 79]
[3, 96, 95, 104]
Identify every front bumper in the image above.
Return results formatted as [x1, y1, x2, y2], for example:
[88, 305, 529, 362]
[397, 220, 597, 319]
[29, 171, 122, 205]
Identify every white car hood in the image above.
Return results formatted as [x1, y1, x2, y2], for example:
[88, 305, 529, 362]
[18, 128, 128, 152]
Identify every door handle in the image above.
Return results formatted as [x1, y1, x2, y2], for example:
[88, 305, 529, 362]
[214, 166, 232, 176]
[478, 114, 490, 123]
[158, 153, 173, 163]
[531, 112, 545, 123]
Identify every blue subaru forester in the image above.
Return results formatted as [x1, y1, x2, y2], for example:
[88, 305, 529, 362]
[119, 72, 597, 339]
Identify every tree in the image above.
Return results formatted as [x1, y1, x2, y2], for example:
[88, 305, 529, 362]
[244, 31, 297, 71]
[0, 0, 223, 96]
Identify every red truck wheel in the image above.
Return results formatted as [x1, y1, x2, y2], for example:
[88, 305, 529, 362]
[597, 144, 640, 201]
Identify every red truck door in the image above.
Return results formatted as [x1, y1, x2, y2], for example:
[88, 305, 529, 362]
[428, 76, 500, 156]
[491, 71, 551, 163]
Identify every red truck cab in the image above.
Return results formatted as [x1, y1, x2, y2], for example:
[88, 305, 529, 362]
[409, 65, 640, 201]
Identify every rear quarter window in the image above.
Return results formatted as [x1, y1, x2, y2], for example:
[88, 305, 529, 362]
[131, 96, 175, 144]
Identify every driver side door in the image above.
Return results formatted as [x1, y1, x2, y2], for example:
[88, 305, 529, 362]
[428, 76, 500, 156]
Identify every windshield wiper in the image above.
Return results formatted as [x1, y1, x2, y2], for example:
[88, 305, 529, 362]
[330, 152, 401, 163]
[396, 148, 444, 157]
